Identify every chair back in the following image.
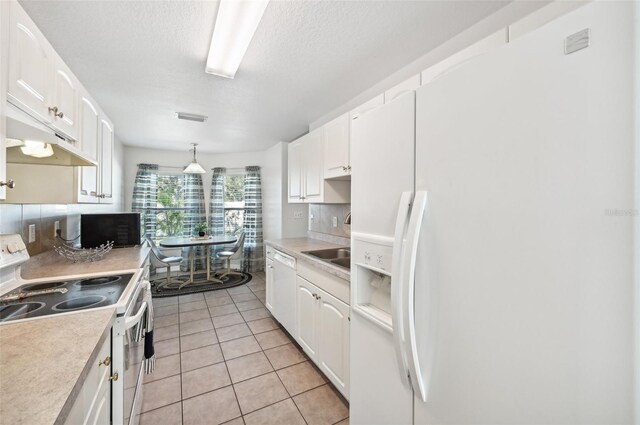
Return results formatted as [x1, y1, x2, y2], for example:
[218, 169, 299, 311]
[229, 232, 245, 259]
[144, 236, 166, 265]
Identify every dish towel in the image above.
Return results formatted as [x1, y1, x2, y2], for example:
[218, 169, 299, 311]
[134, 284, 156, 374]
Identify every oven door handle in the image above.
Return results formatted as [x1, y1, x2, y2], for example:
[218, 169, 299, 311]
[125, 301, 147, 330]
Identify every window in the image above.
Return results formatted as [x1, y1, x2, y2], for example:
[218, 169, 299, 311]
[154, 173, 187, 239]
[224, 174, 244, 234]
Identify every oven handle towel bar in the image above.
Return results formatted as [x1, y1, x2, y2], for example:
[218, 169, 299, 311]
[126, 301, 147, 330]
[132, 281, 156, 374]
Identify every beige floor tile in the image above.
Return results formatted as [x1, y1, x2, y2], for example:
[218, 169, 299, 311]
[220, 336, 261, 360]
[155, 324, 180, 342]
[226, 352, 274, 383]
[216, 323, 252, 343]
[139, 401, 182, 425]
[144, 354, 180, 383]
[181, 344, 224, 372]
[243, 399, 305, 425]
[240, 308, 271, 322]
[246, 317, 280, 334]
[153, 296, 179, 307]
[231, 292, 258, 303]
[233, 372, 289, 414]
[277, 361, 327, 396]
[335, 419, 349, 425]
[210, 303, 240, 317]
[182, 386, 241, 425]
[264, 343, 307, 370]
[251, 290, 266, 299]
[180, 329, 218, 352]
[227, 285, 251, 295]
[155, 313, 179, 328]
[247, 282, 266, 292]
[141, 375, 181, 413]
[221, 418, 245, 425]
[293, 385, 349, 425]
[204, 289, 230, 299]
[179, 293, 205, 304]
[180, 318, 214, 336]
[254, 329, 291, 350]
[155, 304, 179, 317]
[213, 313, 245, 329]
[179, 308, 210, 324]
[234, 299, 264, 312]
[179, 300, 208, 312]
[181, 362, 231, 399]
[155, 337, 180, 358]
[206, 296, 235, 307]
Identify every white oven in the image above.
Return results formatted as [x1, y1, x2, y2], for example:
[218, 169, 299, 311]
[112, 270, 151, 425]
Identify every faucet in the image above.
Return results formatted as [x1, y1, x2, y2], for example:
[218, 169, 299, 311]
[344, 212, 351, 225]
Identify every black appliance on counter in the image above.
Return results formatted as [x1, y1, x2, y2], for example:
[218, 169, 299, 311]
[81, 213, 141, 248]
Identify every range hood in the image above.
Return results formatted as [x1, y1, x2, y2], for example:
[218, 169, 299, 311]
[5, 103, 97, 167]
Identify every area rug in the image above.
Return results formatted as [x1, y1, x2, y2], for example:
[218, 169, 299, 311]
[150, 271, 252, 297]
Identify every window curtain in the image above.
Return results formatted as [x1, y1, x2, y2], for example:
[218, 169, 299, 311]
[209, 168, 226, 268]
[181, 173, 207, 271]
[242, 166, 264, 272]
[131, 164, 158, 240]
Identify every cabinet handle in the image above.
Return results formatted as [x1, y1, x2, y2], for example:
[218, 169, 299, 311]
[109, 372, 119, 381]
[99, 356, 111, 367]
[0, 180, 15, 189]
[48, 106, 64, 118]
[347, 165, 352, 172]
[268, 265, 273, 269]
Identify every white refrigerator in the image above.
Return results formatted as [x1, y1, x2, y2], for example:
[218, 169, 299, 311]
[350, 2, 637, 424]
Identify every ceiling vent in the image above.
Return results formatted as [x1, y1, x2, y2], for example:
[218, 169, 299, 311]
[175, 112, 208, 122]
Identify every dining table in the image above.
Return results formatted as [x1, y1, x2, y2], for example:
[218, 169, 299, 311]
[159, 234, 238, 287]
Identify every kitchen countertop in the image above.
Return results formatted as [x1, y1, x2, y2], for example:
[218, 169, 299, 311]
[0, 308, 116, 425]
[264, 238, 350, 281]
[20, 246, 150, 280]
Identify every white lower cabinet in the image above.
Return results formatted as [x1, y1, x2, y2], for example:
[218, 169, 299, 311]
[65, 332, 112, 425]
[265, 257, 275, 312]
[296, 275, 350, 399]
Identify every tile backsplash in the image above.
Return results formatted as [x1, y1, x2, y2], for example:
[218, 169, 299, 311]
[309, 204, 350, 239]
[0, 203, 118, 256]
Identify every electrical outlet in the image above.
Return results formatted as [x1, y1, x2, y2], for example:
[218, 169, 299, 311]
[332, 216, 338, 227]
[293, 210, 304, 219]
[309, 213, 315, 223]
[28, 224, 36, 243]
[54, 221, 60, 237]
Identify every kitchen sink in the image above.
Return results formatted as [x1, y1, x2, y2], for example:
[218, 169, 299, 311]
[303, 247, 351, 270]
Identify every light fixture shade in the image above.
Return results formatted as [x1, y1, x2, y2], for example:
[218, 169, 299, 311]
[20, 140, 54, 158]
[183, 161, 207, 174]
[205, 0, 270, 78]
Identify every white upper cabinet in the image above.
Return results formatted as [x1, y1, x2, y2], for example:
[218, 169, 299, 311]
[323, 113, 350, 180]
[0, 1, 8, 200]
[384, 74, 421, 103]
[51, 56, 79, 141]
[99, 117, 114, 203]
[349, 94, 384, 122]
[304, 128, 324, 202]
[8, 2, 52, 123]
[288, 137, 304, 203]
[75, 92, 100, 203]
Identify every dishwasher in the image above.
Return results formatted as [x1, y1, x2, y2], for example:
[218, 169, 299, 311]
[266, 248, 297, 337]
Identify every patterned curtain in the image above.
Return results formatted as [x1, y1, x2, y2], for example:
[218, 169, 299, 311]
[209, 168, 226, 268]
[131, 164, 158, 240]
[242, 166, 264, 272]
[181, 173, 207, 270]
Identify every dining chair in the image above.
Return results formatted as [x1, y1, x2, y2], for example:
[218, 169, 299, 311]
[215, 232, 245, 278]
[145, 236, 184, 288]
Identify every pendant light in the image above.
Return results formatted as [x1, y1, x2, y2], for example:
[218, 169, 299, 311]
[183, 143, 207, 174]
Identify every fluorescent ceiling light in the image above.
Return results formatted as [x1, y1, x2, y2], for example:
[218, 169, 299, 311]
[206, 0, 270, 78]
[20, 140, 54, 158]
[184, 143, 207, 174]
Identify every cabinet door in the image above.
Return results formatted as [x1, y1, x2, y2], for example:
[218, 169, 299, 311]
[323, 113, 350, 179]
[288, 139, 304, 203]
[51, 57, 79, 140]
[76, 95, 100, 203]
[265, 258, 275, 313]
[8, 2, 52, 122]
[296, 276, 318, 360]
[0, 1, 8, 201]
[99, 118, 114, 203]
[304, 129, 324, 202]
[317, 289, 350, 398]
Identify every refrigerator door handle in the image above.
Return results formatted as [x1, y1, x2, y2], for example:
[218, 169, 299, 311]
[401, 190, 429, 401]
[391, 191, 413, 386]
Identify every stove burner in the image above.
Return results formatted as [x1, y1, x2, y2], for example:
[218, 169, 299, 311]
[76, 276, 122, 287]
[0, 302, 45, 322]
[21, 281, 67, 292]
[52, 295, 107, 311]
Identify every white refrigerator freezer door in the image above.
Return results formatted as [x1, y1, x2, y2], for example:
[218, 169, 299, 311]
[413, 2, 636, 424]
[351, 91, 415, 238]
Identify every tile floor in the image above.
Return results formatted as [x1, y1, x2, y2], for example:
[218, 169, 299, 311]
[141, 272, 350, 425]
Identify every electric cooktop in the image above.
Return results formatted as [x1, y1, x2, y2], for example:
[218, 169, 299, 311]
[0, 273, 134, 323]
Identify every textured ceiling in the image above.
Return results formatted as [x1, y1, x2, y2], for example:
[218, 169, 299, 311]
[19, 0, 511, 153]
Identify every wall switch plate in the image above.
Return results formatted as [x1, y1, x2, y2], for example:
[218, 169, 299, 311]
[309, 213, 315, 222]
[294, 210, 304, 219]
[332, 216, 338, 227]
[28, 224, 36, 243]
[54, 221, 60, 237]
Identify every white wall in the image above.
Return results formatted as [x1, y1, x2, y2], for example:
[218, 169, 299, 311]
[123, 143, 307, 241]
